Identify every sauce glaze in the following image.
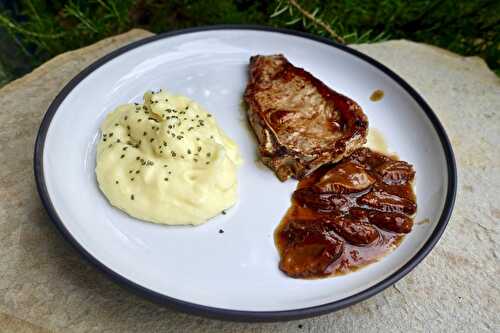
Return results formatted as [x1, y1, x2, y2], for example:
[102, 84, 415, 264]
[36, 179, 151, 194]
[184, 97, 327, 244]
[275, 148, 417, 278]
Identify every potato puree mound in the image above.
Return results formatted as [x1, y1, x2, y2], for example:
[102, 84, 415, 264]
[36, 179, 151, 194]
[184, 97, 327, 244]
[96, 90, 242, 225]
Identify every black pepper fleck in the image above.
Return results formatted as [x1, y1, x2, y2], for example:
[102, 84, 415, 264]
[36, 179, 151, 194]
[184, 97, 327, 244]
[222, 210, 227, 215]
[120, 154, 125, 159]
[131, 194, 134, 200]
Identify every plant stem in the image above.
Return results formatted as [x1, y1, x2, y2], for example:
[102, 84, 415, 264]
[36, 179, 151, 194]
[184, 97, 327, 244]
[288, 0, 345, 44]
[0, 13, 65, 39]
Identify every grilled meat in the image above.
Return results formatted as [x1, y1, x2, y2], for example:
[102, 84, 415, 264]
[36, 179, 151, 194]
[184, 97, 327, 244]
[244, 54, 368, 181]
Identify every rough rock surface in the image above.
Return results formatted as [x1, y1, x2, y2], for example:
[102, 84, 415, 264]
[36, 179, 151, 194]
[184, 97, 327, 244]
[0, 29, 498, 332]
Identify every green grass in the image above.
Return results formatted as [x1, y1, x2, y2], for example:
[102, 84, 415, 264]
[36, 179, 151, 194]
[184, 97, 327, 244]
[0, 0, 498, 85]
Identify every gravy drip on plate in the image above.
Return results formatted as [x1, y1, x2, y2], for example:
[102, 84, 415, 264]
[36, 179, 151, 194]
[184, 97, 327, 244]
[275, 147, 417, 278]
[370, 89, 385, 101]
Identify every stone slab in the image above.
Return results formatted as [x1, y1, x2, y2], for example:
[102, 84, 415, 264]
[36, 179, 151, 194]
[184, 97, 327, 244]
[0, 29, 498, 332]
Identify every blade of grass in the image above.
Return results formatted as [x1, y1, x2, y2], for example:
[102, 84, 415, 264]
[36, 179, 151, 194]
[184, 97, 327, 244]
[0, 13, 65, 38]
[64, 1, 99, 33]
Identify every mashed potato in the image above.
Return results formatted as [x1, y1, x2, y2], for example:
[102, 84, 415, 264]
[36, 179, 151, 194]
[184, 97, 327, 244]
[96, 90, 242, 225]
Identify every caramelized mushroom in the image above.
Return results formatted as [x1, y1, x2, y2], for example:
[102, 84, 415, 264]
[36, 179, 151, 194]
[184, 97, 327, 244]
[276, 148, 417, 279]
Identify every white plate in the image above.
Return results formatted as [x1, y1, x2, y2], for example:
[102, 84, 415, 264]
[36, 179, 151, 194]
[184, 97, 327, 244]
[34, 26, 456, 321]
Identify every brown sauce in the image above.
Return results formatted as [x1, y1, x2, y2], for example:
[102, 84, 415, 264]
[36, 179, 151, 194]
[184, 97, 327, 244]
[275, 148, 416, 279]
[366, 128, 390, 154]
[416, 218, 431, 225]
[370, 89, 384, 102]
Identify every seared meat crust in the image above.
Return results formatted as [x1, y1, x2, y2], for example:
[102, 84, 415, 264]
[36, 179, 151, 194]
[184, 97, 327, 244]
[244, 54, 368, 181]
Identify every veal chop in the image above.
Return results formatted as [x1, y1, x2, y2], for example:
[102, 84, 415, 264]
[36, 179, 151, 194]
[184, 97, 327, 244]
[244, 54, 368, 181]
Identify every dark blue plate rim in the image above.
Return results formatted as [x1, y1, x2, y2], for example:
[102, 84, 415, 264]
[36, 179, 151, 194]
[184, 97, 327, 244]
[34, 25, 457, 322]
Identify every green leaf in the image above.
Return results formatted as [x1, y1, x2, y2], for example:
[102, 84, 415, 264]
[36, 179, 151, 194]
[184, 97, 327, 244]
[270, 5, 289, 18]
